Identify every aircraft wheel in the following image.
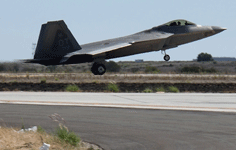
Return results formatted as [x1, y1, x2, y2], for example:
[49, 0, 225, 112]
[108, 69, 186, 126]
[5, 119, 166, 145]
[164, 55, 170, 61]
[91, 63, 106, 75]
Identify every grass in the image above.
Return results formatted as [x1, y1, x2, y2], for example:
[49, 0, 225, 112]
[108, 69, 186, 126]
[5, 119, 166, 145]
[145, 66, 160, 73]
[10, 80, 17, 83]
[156, 87, 165, 92]
[0, 126, 82, 150]
[0, 115, 102, 150]
[107, 83, 119, 92]
[21, 117, 25, 130]
[40, 78, 46, 83]
[167, 86, 179, 93]
[37, 125, 45, 134]
[65, 84, 80, 92]
[55, 126, 80, 146]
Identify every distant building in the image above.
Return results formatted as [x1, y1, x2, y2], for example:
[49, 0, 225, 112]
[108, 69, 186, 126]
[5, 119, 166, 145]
[193, 57, 236, 61]
[212, 57, 236, 61]
[135, 59, 144, 63]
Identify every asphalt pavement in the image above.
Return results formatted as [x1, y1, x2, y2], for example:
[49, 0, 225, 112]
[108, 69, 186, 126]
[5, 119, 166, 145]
[1, 104, 236, 150]
[0, 92, 236, 150]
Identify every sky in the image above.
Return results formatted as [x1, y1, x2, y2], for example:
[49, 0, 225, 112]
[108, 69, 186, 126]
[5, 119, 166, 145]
[0, 0, 235, 62]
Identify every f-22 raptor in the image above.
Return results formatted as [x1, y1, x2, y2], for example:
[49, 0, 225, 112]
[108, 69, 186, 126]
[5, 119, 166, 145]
[24, 19, 226, 75]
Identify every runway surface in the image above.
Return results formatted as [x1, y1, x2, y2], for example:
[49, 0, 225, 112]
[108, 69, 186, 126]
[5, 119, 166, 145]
[1, 104, 236, 150]
[0, 92, 236, 112]
[1, 92, 236, 149]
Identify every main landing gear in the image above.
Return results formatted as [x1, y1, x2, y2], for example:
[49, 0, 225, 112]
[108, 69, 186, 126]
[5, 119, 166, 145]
[162, 50, 170, 61]
[91, 62, 106, 75]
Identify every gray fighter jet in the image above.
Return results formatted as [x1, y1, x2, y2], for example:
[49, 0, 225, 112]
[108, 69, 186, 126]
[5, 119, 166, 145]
[24, 19, 226, 75]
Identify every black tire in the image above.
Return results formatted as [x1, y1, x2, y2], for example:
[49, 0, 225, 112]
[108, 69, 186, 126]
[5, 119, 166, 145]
[164, 55, 170, 61]
[91, 63, 98, 75]
[91, 63, 106, 75]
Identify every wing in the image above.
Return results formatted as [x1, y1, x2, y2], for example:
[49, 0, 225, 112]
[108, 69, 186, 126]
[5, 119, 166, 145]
[60, 32, 173, 63]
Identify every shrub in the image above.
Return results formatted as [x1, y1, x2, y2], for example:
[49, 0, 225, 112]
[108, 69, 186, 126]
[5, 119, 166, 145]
[21, 66, 37, 72]
[203, 67, 217, 73]
[0, 63, 6, 72]
[145, 66, 160, 73]
[106, 61, 121, 72]
[10, 80, 17, 83]
[55, 126, 80, 146]
[12, 63, 20, 73]
[156, 87, 165, 92]
[181, 66, 201, 73]
[65, 85, 80, 92]
[167, 86, 179, 93]
[197, 52, 213, 61]
[107, 83, 119, 92]
[143, 88, 153, 93]
[131, 68, 140, 73]
[47, 65, 57, 73]
[40, 78, 46, 83]
[180, 66, 217, 73]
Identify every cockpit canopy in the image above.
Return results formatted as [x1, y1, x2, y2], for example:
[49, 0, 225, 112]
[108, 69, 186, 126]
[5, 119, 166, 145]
[162, 19, 196, 27]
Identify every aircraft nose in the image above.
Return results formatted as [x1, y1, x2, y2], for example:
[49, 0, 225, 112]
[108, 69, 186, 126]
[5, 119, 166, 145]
[212, 26, 227, 34]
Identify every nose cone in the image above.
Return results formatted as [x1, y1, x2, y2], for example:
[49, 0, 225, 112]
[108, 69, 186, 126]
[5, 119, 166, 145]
[212, 26, 227, 34]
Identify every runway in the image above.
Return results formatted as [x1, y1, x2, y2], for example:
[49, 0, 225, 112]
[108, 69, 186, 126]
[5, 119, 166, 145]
[1, 104, 236, 150]
[1, 92, 236, 149]
[0, 92, 236, 112]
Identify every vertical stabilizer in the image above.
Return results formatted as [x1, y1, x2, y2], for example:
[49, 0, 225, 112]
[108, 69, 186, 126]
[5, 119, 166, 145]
[34, 20, 81, 59]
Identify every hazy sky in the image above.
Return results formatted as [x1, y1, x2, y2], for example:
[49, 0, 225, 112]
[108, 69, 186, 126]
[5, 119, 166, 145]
[0, 0, 235, 62]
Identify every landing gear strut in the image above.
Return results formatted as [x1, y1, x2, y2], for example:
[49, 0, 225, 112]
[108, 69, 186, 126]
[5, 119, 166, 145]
[91, 62, 106, 75]
[162, 50, 170, 61]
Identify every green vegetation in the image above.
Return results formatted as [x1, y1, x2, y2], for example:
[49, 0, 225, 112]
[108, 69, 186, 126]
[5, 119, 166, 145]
[145, 66, 160, 73]
[37, 125, 45, 134]
[21, 117, 25, 130]
[10, 80, 17, 83]
[181, 66, 217, 73]
[197, 52, 213, 61]
[131, 68, 140, 73]
[55, 126, 80, 146]
[0, 63, 6, 72]
[213, 61, 217, 64]
[156, 87, 165, 92]
[167, 86, 179, 93]
[65, 84, 80, 92]
[47, 65, 57, 73]
[0, 60, 234, 74]
[106, 61, 121, 72]
[12, 63, 20, 73]
[107, 83, 119, 92]
[143, 88, 153, 93]
[0, 115, 101, 150]
[40, 78, 47, 83]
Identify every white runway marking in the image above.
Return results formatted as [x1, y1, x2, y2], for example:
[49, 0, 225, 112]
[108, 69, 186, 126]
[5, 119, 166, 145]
[0, 92, 236, 112]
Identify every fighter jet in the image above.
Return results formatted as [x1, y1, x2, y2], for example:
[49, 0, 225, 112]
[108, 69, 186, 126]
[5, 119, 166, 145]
[24, 19, 226, 75]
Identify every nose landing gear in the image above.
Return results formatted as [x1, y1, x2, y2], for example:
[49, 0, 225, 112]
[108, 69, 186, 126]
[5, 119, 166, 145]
[164, 54, 170, 61]
[162, 50, 170, 61]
